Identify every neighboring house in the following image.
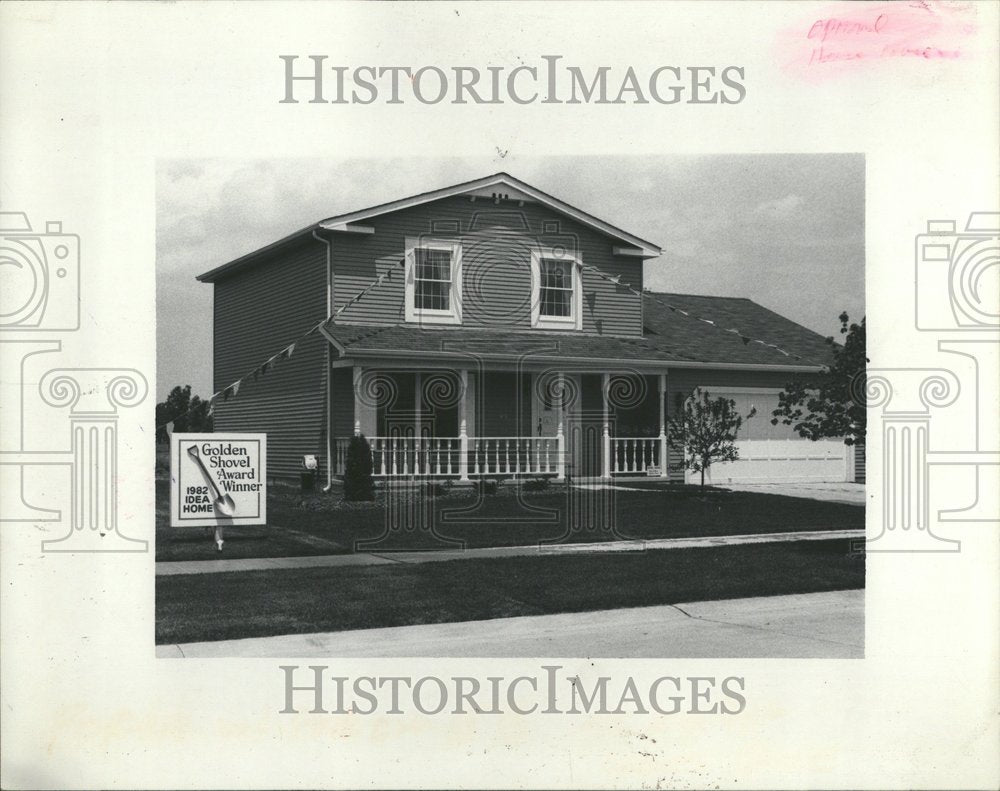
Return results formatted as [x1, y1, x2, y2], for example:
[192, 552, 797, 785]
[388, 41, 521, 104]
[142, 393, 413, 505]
[197, 172, 860, 486]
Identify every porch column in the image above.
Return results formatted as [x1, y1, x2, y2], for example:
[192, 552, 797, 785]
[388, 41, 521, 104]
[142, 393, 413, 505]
[555, 372, 566, 480]
[352, 365, 362, 436]
[658, 372, 668, 477]
[458, 369, 469, 482]
[601, 372, 611, 480]
[414, 371, 422, 476]
[353, 366, 376, 438]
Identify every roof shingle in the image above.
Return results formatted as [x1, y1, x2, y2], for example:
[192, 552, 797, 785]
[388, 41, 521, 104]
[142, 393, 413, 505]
[323, 291, 836, 370]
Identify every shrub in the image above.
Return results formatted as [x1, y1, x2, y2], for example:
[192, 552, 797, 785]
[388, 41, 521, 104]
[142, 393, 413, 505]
[343, 434, 375, 501]
[420, 481, 450, 498]
[479, 478, 502, 496]
[521, 477, 550, 493]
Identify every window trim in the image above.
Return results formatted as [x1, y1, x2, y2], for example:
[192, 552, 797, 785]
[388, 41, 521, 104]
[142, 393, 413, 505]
[404, 237, 462, 325]
[530, 246, 582, 330]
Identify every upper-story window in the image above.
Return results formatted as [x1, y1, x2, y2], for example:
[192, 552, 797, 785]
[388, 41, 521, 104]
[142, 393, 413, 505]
[531, 247, 582, 330]
[405, 238, 462, 324]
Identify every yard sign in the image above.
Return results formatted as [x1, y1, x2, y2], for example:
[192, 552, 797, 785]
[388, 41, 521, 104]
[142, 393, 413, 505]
[170, 433, 267, 527]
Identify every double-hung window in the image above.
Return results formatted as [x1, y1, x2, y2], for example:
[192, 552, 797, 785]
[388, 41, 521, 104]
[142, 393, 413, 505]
[531, 247, 582, 329]
[405, 238, 462, 324]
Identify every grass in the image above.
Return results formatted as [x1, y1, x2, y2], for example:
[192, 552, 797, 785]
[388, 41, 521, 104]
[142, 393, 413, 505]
[155, 538, 864, 644]
[155, 477, 864, 561]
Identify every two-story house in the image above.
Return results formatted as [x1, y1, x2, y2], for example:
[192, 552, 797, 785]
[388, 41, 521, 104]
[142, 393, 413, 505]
[196, 172, 860, 487]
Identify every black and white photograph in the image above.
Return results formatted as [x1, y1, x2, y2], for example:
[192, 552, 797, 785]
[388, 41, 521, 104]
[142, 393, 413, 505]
[154, 156, 867, 658]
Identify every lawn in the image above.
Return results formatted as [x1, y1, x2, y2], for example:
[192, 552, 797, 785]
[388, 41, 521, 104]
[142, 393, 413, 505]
[155, 538, 864, 644]
[155, 477, 864, 561]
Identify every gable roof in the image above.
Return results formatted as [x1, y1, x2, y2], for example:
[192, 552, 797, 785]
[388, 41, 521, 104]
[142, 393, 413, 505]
[321, 291, 836, 372]
[196, 172, 661, 283]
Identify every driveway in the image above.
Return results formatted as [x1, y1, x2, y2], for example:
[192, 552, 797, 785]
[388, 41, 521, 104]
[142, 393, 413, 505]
[719, 482, 865, 506]
[157, 589, 864, 659]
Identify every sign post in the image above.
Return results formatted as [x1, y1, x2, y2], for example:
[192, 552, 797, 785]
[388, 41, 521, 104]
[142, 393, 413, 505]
[170, 433, 267, 550]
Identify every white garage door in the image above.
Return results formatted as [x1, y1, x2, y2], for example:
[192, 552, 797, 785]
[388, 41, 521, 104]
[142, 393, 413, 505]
[685, 388, 851, 485]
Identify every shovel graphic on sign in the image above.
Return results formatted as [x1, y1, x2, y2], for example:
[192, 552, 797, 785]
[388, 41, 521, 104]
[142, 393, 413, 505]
[187, 444, 237, 516]
[187, 444, 236, 551]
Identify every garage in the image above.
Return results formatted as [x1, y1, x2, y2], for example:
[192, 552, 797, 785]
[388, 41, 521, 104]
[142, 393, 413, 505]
[685, 388, 853, 485]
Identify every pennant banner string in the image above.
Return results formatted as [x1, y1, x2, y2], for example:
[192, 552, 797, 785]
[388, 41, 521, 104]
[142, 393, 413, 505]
[155, 258, 405, 430]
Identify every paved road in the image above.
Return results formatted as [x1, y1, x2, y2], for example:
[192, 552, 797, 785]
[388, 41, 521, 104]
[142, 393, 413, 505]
[155, 528, 863, 576]
[156, 588, 864, 659]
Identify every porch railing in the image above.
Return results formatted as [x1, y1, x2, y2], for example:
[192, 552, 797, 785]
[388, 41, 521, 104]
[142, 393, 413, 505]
[333, 433, 566, 479]
[469, 437, 562, 477]
[608, 434, 669, 477]
[609, 436, 667, 476]
[333, 431, 670, 480]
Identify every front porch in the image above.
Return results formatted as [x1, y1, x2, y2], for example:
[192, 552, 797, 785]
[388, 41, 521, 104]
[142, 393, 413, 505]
[330, 367, 670, 482]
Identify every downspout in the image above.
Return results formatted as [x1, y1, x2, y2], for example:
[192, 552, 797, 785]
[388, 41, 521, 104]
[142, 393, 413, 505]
[312, 228, 335, 492]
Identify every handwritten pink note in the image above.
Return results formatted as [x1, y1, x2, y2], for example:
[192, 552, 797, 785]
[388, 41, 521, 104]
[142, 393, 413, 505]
[780, 1, 978, 77]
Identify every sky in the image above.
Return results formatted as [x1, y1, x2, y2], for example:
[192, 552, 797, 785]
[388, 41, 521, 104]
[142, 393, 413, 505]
[156, 154, 865, 401]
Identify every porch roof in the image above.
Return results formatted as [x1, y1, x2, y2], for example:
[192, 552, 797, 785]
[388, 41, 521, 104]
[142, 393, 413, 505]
[322, 292, 837, 371]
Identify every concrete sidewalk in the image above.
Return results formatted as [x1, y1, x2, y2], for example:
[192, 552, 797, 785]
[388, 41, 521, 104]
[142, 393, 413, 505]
[155, 528, 864, 576]
[156, 588, 864, 658]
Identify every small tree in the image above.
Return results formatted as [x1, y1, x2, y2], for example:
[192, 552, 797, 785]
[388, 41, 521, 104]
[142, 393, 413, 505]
[343, 434, 375, 501]
[155, 385, 213, 444]
[771, 313, 867, 447]
[668, 388, 755, 487]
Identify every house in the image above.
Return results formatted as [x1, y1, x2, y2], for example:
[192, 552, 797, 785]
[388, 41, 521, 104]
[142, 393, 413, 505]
[196, 172, 861, 487]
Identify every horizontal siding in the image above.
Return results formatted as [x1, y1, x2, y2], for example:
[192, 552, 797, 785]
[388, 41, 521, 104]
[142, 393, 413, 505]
[331, 195, 643, 336]
[854, 442, 866, 483]
[212, 238, 328, 480]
